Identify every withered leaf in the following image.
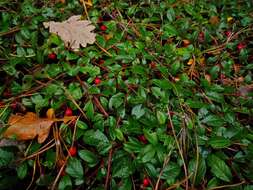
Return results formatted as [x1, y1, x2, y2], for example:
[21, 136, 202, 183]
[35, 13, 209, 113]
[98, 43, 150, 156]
[43, 15, 96, 50]
[209, 16, 220, 25]
[3, 112, 75, 143]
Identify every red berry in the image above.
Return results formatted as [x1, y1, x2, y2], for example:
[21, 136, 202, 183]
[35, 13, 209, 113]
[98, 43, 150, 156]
[150, 62, 156, 69]
[65, 107, 73, 116]
[237, 43, 246, 51]
[94, 77, 101, 85]
[48, 52, 57, 60]
[143, 178, 150, 187]
[198, 32, 205, 42]
[225, 31, 232, 37]
[99, 59, 105, 65]
[100, 25, 107, 31]
[138, 135, 148, 144]
[68, 146, 77, 157]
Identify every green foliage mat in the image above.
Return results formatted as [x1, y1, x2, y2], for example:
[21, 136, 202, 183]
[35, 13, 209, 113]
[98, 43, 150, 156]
[0, 0, 253, 189]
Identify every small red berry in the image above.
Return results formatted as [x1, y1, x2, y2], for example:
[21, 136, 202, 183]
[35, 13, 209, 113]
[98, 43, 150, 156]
[94, 77, 101, 85]
[68, 146, 77, 157]
[143, 178, 150, 187]
[237, 43, 246, 51]
[48, 52, 57, 60]
[100, 25, 107, 31]
[65, 107, 73, 116]
[99, 59, 105, 65]
[150, 62, 156, 69]
[225, 31, 232, 37]
[138, 135, 148, 144]
[198, 32, 205, 42]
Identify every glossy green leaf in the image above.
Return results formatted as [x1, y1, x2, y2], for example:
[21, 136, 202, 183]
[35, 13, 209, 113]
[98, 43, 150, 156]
[208, 137, 231, 149]
[66, 158, 84, 179]
[207, 154, 232, 182]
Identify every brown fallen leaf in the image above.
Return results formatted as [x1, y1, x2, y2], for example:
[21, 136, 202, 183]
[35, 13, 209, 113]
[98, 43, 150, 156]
[43, 15, 96, 50]
[209, 16, 220, 25]
[3, 112, 76, 143]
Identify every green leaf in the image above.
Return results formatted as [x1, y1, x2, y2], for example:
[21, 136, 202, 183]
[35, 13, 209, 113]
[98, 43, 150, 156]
[171, 61, 181, 75]
[123, 137, 143, 153]
[58, 175, 72, 190]
[115, 128, 124, 141]
[144, 130, 158, 145]
[17, 162, 28, 179]
[166, 8, 175, 22]
[68, 83, 82, 100]
[208, 137, 231, 149]
[201, 115, 225, 127]
[152, 79, 172, 90]
[207, 154, 232, 182]
[66, 158, 84, 179]
[109, 93, 125, 110]
[83, 129, 112, 155]
[156, 111, 167, 124]
[77, 120, 88, 130]
[78, 150, 98, 167]
[84, 100, 94, 119]
[0, 148, 14, 167]
[163, 24, 178, 37]
[141, 144, 156, 163]
[131, 104, 145, 119]
[188, 157, 206, 185]
[112, 156, 133, 178]
[206, 91, 224, 103]
[161, 162, 181, 180]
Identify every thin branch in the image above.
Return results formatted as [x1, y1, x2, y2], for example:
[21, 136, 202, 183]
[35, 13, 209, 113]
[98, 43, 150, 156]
[105, 148, 113, 190]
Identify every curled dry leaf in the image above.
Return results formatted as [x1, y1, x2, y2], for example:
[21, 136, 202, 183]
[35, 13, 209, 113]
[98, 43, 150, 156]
[43, 15, 96, 50]
[3, 112, 76, 143]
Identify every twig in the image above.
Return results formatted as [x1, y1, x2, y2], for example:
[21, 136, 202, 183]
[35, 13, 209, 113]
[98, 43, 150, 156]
[23, 143, 55, 160]
[165, 174, 192, 190]
[208, 181, 246, 190]
[26, 156, 37, 190]
[95, 42, 112, 57]
[93, 96, 109, 117]
[154, 149, 173, 190]
[167, 106, 189, 190]
[71, 116, 79, 147]
[0, 27, 20, 37]
[80, 0, 90, 20]
[51, 155, 70, 190]
[105, 148, 113, 190]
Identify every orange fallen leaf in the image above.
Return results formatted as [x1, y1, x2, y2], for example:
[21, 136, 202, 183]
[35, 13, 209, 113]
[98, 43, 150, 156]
[182, 39, 191, 46]
[187, 58, 194, 65]
[3, 112, 76, 143]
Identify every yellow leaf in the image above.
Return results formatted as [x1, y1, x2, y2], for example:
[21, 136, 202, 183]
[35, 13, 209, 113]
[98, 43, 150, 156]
[46, 108, 55, 119]
[227, 17, 233, 22]
[199, 57, 205, 65]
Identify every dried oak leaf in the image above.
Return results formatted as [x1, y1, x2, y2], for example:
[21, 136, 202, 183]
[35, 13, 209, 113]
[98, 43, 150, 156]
[43, 15, 96, 50]
[3, 112, 75, 143]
